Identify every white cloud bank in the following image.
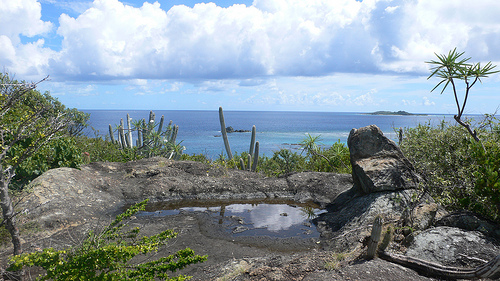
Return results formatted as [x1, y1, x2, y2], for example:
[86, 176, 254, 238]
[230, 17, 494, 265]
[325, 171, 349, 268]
[2, 0, 500, 81]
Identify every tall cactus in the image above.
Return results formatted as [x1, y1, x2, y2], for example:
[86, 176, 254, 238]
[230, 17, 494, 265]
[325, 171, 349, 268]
[247, 153, 252, 171]
[157, 115, 164, 134]
[108, 124, 115, 144]
[219, 107, 233, 160]
[249, 125, 256, 158]
[119, 119, 127, 149]
[126, 113, 133, 149]
[251, 141, 259, 172]
[367, 215, 383, 259]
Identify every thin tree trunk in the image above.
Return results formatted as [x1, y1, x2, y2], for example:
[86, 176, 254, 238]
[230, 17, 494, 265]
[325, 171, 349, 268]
[0, 168, 22, 255]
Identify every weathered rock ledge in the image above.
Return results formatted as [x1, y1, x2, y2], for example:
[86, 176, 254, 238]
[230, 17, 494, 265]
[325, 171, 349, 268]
[3, 125, 499, 280]
[17, 157, 353, 233]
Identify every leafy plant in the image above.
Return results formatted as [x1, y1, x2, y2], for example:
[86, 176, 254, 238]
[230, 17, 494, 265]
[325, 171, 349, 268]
[11, 136, 84, 188]
[260, 149, 306, 176]
[8, 199, 207, 280]
[400, 119, 500, 222]
[1, 73, 77, 255]
[299, 135, 350, 173]
[426, 48, 499, 143]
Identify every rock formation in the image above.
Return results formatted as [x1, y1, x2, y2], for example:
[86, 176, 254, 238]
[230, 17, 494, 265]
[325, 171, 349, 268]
[347, 124, 421, 193]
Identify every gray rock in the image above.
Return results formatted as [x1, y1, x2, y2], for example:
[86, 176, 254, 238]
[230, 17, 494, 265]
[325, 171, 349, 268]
[435, 211, 500, 241]
[315, 188, 420, 252]
[17, 157, 352, 234]
[406, 226, 500, 268]
[347, 125, 420, 193]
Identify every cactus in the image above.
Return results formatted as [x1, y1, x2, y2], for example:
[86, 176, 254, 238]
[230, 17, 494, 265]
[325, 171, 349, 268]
[239, 158, 246, 170]
[367, 215, 383, 259]
[127, 113, 133, 149]
[137, 129, 143, 147]
[148, 110, 155, 132]
[219, 107, 233, 160]
[247, 153, 252, 171]
[378, 225, 393, 252]
[108, 124, 115, 144]
[119, 119, 127, 149]
[251, 141, 259, 172]
[157, 115, 164, 134]
[249, 125, 256, 157]
[109, 111, 184, 159]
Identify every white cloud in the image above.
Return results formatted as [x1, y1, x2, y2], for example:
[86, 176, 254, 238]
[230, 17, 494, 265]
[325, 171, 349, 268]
[422, 96, 435, 106]
[2, 0, 500, 82]
[0, 0, 53, 42]
[385, 6, 399, 14]
[0, 0, 54, 78]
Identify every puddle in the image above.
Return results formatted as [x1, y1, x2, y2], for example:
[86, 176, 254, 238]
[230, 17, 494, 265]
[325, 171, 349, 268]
[136, 199, 326, 239]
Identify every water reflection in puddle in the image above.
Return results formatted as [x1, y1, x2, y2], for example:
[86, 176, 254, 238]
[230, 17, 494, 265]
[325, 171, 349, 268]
[137, 199, 326, 238]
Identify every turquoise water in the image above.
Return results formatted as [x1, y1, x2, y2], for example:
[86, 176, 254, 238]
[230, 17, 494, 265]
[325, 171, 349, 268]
[83, 110, 456, 159]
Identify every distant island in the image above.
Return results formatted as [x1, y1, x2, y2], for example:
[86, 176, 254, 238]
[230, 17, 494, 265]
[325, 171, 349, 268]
[364, 111, 427, 116]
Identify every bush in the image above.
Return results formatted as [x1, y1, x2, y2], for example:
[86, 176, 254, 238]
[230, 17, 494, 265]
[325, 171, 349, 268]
[8, 199, 207, 280]
[309, 140, 351, 174]
[11, 137, 84, 188]
[74, 135, 140, 163]
[0, 73, 89, 188]
[400, 119, 500, 222]
[259, 149, 307, 176]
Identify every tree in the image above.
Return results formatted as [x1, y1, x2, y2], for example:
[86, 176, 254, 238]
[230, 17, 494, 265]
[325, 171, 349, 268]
[0, 73, 75, 255]
[426, 48, 499, 143]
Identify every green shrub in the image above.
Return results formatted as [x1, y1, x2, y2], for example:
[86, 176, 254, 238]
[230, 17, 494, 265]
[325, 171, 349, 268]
[259, 149, 307, 176]
[8, 199, 207, 280]
[11, 137, 84, 187]
[309, 140, 351, 174]
[400, 119, 500, 222]
[74, 135, 141, 163]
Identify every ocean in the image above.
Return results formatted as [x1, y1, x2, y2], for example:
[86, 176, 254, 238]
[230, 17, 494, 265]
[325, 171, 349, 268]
[83, 110, 455, 159]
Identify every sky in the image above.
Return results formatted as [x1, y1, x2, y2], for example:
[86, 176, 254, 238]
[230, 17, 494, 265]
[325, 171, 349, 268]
[1, 0, 500, 114]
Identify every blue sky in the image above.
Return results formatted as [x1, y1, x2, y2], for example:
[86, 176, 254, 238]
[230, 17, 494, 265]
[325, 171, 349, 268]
[1, 0, 500, 113]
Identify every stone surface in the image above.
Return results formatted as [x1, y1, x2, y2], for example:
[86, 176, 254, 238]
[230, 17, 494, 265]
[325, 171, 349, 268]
[406, 226, 500, 268]
[4, 156, 499, 281]
[16, 157, 353, 234]
[436, 211, 500, 241]
[314, 188, 428, 252]
[347, 125, 421, 193]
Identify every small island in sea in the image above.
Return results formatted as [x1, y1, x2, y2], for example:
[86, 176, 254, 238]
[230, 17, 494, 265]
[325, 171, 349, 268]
[364, 110, 427, 116]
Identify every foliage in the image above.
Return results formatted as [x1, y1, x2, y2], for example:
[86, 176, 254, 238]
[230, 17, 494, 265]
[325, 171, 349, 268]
[8, 199, 207, 280]
[1, 73, 89, 188]
[10, 136, 84, 188]
[74, 135, 142, 163]
[180, 153, 211, 164]
[252, 135, 351, 176]
[299, 134, 351, 174]
[260, 149, 307, 176]
[1, 73, 80, 255]
[400, 119, 500, 222]
[426, 48, 499, 143]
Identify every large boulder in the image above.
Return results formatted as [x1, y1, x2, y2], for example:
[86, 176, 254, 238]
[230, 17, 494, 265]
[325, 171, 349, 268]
[347, 125, 420, 194]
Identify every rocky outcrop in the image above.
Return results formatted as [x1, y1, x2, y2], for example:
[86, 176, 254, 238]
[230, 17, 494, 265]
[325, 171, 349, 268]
[348, 125, 420, 194]
[16, 157, 352, 233]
